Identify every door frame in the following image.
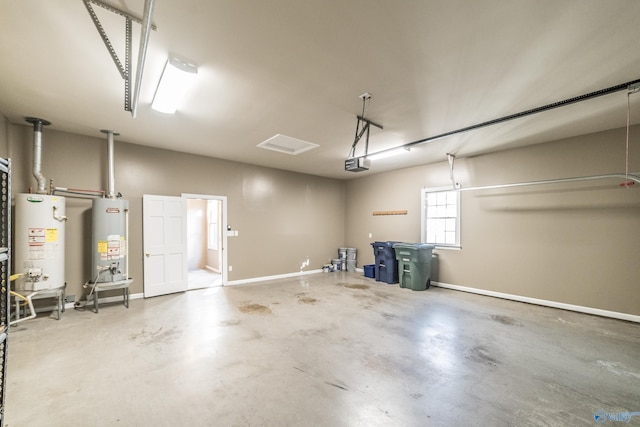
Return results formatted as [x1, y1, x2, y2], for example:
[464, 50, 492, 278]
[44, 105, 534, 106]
[182, 193, 228, 285]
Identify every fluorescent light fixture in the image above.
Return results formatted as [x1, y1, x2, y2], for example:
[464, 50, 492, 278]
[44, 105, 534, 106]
[151, 56, 198, 114]
[367, 147, 410, 161]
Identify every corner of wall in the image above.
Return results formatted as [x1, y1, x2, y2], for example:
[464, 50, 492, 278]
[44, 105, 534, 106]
[0, 112, 8, 158]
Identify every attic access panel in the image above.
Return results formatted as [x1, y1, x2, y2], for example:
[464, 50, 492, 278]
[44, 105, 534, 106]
[257, 134, 319, 155]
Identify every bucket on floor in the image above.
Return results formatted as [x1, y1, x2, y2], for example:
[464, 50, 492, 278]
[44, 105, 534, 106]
[332, 259, 342, 272]
[363, 264, 375, 278]
[346, 248, 357, 272]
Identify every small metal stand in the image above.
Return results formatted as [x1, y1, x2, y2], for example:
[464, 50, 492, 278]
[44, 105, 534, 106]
[85, 279, 133, 313]
[30, 287, 66, 320]
[11, 286, 66, 322]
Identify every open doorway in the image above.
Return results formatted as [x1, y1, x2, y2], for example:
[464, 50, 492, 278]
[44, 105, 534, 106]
[184, 194, 227, 290]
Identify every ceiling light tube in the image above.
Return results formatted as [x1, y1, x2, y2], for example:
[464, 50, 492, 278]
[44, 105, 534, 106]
[367, 147, 410, 161]
[151, 56, 198, 114]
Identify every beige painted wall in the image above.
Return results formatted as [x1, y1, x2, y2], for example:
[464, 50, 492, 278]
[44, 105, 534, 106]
[3, 111, 637, 316]
[346, 126, 640, 316]
[4, 123, 346, 300]
[186, 198, 207, 270]
[0, 115, 7, 154]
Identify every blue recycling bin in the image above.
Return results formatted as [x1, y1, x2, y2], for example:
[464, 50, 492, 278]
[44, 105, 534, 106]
[363, 264, 375, 278]
[393, 243, 435, 291]
[371, 241, 399, 284]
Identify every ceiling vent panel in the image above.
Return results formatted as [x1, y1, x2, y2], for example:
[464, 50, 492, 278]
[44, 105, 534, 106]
[257, 134, 319, 155]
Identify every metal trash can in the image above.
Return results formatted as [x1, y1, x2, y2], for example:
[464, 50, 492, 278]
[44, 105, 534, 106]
[392, 243, 435, 291]
[371, 241, 399, 284]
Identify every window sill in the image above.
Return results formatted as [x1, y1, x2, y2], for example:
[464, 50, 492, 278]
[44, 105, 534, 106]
[433, 245, 461, 251]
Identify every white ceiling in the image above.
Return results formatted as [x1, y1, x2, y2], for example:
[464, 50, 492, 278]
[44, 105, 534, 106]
[1, 0, 639, 180]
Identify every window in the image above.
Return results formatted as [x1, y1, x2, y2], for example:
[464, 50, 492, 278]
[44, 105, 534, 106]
[421, 187, 460, 247]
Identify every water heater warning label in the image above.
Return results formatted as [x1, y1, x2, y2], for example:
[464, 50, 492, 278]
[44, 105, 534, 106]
[28, 228, 45, 246]
[98, 236, 126, 260]
[27, 228, 60, 260]
[45, 228, 58, 243]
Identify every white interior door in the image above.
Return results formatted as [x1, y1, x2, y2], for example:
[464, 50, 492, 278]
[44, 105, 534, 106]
[143, 195, 188, 298]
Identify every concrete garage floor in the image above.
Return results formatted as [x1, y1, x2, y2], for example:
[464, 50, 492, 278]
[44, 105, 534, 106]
[5, 272, 640, 426]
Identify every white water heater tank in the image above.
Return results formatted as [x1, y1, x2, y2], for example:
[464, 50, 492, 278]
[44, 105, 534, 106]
[91, 198, 128, 283]
[14, 194, 66, 291]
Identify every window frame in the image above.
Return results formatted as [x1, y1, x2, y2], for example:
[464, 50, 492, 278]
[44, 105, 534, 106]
[420, 186, 461, 249]
[207, 200, 218, 251]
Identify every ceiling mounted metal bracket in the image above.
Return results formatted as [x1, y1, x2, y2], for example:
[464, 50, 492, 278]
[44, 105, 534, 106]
[83, 0, 156, 117]
[447, 153, 461, 189]
[628, 82, 640, 93]
[348, 94, 383, 159]
[348, 116, 383, 159]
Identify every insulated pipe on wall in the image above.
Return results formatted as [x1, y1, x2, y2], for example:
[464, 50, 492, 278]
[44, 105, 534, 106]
[25, 117, 51, 194]
[101, 129, 119, 198]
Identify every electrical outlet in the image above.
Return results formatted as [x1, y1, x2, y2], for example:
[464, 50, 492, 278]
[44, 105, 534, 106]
[228, 265, 233, 272]
[368, 233, 372, 238]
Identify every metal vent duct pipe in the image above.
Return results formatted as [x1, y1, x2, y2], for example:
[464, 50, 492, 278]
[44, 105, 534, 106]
[101, 129, 119, 198]
[25, 117, 51, 194]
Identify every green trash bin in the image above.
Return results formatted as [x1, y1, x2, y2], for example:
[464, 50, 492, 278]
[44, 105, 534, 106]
[392, 243, 435, 291]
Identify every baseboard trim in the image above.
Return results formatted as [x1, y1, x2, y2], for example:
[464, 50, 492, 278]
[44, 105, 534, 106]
[226, 269, 323, 286]
[205, 265, 221, 274]
[433, 281, 640, 323]
[59, 280, 638, 322]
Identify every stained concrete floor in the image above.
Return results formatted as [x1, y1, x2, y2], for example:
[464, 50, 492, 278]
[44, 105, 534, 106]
[5, 272, 640, 426]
